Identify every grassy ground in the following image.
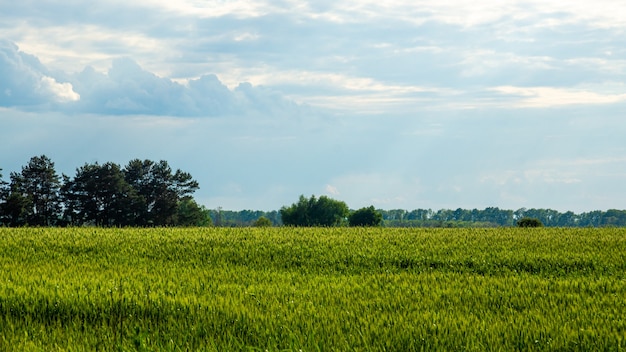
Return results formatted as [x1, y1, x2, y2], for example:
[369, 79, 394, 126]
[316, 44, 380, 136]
[0, 227, 624, 351]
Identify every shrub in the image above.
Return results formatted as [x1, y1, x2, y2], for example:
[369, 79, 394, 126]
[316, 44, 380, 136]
[254, 216, 272, 227]
[517, 217, 544, 228]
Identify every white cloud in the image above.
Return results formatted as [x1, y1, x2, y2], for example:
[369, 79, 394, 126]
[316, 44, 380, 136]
[40, 76, 80, 102]
[325, 184, 340, 196]
[491, 86, 626, 107]
[0, 43, 308, 116]
[459, 50, 556, 77]
[366, 1, 626, 29]
[227, 67, 455, 113]
[0, 40, 79, 106]
[138, 0, 271, 18]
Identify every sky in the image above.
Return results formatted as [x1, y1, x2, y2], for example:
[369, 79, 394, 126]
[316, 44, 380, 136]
[1, 0, 626, 212]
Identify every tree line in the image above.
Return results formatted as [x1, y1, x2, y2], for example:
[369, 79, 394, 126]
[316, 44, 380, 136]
[208, 206, 626, 228]
[0, 155, 211, 227]
[379, 207, 626, 227]
[2, 157, 624, 228]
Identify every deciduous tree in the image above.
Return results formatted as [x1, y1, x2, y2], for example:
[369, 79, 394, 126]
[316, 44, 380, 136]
[280, 195, 348, 227]
[176, 196, 211, 227]
[348, 206, 382, 227]
[254, 216, 272, 227]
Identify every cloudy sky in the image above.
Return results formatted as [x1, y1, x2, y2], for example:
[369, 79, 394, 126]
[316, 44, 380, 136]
[1, 0, 626, 212]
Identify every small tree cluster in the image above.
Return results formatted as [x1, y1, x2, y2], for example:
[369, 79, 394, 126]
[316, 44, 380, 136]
[0, 155, 210, 227]
[280, 195, 348, 227]
[279, 196, 384, 227]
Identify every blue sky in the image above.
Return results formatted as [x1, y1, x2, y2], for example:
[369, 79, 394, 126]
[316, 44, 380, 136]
[1, 0, 625, 212]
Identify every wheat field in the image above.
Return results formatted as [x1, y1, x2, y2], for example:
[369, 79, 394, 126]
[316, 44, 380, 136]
[0, 227, 624, 351]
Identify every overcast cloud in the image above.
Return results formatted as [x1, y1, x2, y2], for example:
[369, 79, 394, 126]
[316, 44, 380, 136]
[1, 0, 625, 212]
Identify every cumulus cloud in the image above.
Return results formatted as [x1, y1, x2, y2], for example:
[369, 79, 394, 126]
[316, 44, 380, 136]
[40, 76, 80, 102]
[1, 42, 307, 117]
[0, 40, 79, 107]
[187, 74, 237, 115]
[71, 57, 188, 115]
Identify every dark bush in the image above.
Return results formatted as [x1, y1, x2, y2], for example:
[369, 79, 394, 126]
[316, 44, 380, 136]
[517, 217, 544, 228]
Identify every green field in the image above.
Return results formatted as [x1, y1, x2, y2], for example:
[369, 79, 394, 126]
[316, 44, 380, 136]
[0, 227, 625, 351]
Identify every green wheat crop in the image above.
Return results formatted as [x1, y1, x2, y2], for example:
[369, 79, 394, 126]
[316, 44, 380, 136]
[0, 227, 624, 351]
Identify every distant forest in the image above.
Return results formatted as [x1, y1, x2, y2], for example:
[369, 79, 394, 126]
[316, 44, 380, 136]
[2, 155, 625, 228]
[377, 208, 626, 228]
[211, 207, 626, 228]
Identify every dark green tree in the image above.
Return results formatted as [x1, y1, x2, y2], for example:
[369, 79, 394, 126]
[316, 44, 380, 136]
[63, 162, 143, 227]
[601, 209, 626, 227]
[8, 155, 61, 226]
[517, 217, 544, 228]
[176, 196, 212, 227]
[124, 159, 199, 226]
[280, 195, 348, 227]
[0, 169, 7, 223]
[280, 195, 310, 226]
[407, 209, 433, 221]
[348, 206, 382, 227]
[0, 168, 6, 199]
[556, 211, 578, 227]
[254, 216, 272, 227]
[312, 196, 349, 226]
[58, 174, 79, 226]
[1, 168, 29, 226]
[2, 191, 30, 226]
